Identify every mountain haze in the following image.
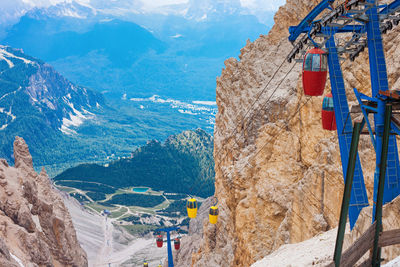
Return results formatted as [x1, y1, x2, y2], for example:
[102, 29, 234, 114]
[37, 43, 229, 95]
[2, 1, 270, 100]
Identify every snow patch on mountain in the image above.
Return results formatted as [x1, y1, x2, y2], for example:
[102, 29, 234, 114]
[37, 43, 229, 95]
[2, 0, 284, 28]
[0, 46, 33, 68]
[60, 100, 94, 135]
[0, 107, 17, 131]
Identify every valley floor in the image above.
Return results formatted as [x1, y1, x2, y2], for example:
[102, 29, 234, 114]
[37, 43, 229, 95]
[63, 195, 168, 266]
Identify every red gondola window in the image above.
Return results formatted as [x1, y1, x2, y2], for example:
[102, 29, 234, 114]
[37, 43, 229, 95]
[322, 96, 334, 111]
[321, 54, 327, 71]
[304, 52, 327, 72]
[304, 53, 313, 71]
[312, 54, 321, 71]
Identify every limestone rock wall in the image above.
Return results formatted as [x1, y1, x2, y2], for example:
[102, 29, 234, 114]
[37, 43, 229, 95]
[0, 137, 87, 266]
[192, 0, 400, 266]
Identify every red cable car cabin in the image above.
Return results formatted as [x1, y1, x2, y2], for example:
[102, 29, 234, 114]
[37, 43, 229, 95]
[322, 93, 337, 131]
[174, 238, 181, 250]
[156, 235, 163, 247]
[302, 48, 328, 96]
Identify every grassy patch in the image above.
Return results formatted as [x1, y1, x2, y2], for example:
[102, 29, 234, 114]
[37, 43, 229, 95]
[57, 180, 116, 194]
[86, 202, 114, 213]
[104, 193, 164, 207]
[109, 207, 128, 218]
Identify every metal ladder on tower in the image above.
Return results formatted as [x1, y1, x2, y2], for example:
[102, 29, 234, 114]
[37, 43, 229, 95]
[326, 35, 369, 228]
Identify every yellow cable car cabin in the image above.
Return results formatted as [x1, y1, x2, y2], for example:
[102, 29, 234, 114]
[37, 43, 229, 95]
[186, 198, 198, 218]
[209, 206, 219, 224]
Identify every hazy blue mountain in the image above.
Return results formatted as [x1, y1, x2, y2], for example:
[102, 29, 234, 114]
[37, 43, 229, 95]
[2, 1, 270, 100]
[4, 17, 166, 67]
[55, 129, 215, 197]
[0, 45, 104, 165]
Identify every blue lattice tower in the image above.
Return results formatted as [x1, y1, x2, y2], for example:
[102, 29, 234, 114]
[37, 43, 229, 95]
[365, 0, 400, 215]
[325, 35, 369, 227]
[157, 227, 179, 267]
[286, 0, 400, 228]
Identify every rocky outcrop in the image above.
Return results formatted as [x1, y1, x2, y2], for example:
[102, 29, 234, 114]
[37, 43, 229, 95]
[0, 237, 20, 267]
[173, 197, 213, 267]
[0, 136, 87, 266]
[191, 0, 400, 266]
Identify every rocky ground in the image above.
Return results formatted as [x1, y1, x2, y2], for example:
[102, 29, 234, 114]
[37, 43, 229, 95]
[64, 194, 170, 266]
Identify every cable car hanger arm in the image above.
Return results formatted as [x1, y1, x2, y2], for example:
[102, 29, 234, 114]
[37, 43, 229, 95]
[289, 0, 336, 42]
[289, 24, 366, 34]
[379, 0, 400, 16]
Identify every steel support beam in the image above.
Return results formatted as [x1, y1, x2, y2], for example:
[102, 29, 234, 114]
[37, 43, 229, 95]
[366, 0, 400, 218]
[333, 121, 363, 266]
[326, 35, 369, 228]
[372, 104, 392, 267]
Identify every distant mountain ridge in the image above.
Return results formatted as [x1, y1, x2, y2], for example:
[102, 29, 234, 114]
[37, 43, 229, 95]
[55, 129, 215, 197]
[2, 3, 269, 100]
[0, 45, 105, 165]
[0, 45, 104, 131]
[4, 17, 166, 67]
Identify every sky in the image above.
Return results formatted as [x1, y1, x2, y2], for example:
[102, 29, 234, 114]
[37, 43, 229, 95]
[16, 0, 286, 11]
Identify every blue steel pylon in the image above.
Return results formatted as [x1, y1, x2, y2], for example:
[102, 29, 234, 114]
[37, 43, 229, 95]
[287, 0, 400, 228]
[157, 227, 179, 267]
[325, 34, 369, 227]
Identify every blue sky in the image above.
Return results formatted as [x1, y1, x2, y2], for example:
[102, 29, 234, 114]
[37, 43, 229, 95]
[18, 0, 286, 11]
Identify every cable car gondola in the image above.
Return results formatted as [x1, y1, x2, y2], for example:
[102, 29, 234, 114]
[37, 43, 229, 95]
[186, 198, 198, 218]
[209, 206, 219, 224]
[156, 235, 163, 247]
[174, 237, 181, 250]
[302, 48, 328, 96]
[322, 93, 336, 130]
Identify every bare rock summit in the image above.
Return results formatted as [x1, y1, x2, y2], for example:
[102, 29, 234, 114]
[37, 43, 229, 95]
[0, 136, 87, 266]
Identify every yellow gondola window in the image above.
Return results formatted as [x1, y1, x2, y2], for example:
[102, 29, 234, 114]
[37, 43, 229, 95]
[187, 200, 197, 209]
[209, 208, 219, 215]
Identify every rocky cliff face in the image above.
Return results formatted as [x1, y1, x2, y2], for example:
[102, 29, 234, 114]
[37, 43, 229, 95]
[191, 0, 400, 266]
[0, 136, 87, 266]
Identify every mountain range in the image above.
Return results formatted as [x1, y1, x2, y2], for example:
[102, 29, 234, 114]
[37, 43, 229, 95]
[0, 45, 217, 175]
[1, 1, 272, 100]
[0, 45, 103, 167]
[0, 0, 276, 175]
